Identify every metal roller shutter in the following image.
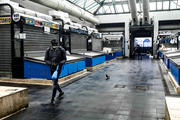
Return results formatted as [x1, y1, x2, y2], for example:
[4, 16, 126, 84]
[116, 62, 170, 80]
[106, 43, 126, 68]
[71, 33, 88, 53]
[23, 25, 59, 52]
[103, 40, 122, 51]
[92, 38, 102, 51]
[0, 24, 12, 77]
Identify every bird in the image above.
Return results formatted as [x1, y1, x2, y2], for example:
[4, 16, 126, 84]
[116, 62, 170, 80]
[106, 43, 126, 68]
[106, 74, 110, 80]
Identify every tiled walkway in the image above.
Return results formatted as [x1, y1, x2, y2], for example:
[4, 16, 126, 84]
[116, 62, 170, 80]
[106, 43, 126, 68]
[4, 59, 165, 120]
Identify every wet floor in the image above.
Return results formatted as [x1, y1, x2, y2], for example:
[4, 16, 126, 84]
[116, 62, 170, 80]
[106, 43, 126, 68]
[4, 59, 165, 120]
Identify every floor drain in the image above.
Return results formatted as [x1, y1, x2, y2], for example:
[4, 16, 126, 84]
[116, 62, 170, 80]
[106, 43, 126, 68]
[136, 85, 149, 91]
[114, 84, 126, 88]
[66, 101, 73, 104]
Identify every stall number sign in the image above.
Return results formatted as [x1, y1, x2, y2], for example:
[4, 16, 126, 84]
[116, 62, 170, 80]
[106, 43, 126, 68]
[0, 17, 11, 24]
[13, 13, 21, 22]
[34, 20, 43, 27]
[43, 22, 59, 30]
[44, 26, 50, 34]
[25, 17, 34, 25]
[25, 17, 59, 29]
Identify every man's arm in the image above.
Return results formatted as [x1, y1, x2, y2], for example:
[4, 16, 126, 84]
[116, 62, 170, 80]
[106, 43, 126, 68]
[44, 48, 51, 65]
[60, 47, 67, 64]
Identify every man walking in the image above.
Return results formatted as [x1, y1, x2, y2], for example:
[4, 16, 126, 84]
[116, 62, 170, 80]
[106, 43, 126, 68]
[45, 39, 67, 104]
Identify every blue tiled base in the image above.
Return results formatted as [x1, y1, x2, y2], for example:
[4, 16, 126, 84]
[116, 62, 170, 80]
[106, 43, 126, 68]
[163, 58, 170, 69]
[24, 60, 86, 79]
[115, 51, 123, 57]
[158, 51, 162, 58]
[106, 53, 115, 61]
[86, 56, 105, 67]
[169, 60, 180, 85]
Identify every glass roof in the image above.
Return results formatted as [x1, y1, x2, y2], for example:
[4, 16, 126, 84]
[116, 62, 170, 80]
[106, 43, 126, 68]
[66, 0, 180, 15]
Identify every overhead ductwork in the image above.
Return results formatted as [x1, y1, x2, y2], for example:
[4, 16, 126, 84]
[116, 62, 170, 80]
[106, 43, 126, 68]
[128, 0, 138, 25]
[13, 6, 53, 21]
[1, 6, 53, 21]
[29, 0, 99, 24]
[0, 0, 53, 21]
[142, 0, 150, 24]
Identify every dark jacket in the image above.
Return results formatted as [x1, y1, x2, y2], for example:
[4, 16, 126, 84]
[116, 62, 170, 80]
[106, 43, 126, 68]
[44, 46, 67, 65]
[135, 45, 141, 54]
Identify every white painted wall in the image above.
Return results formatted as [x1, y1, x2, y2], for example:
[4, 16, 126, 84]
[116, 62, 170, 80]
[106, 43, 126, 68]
[150, 10, 180, 21]
[125, 22, 130, 57]
[96, 10, 180, 23]
[96, 14, 131, 24]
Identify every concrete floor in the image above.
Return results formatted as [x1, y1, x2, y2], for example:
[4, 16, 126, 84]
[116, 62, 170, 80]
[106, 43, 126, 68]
[4, 59, 165, 120]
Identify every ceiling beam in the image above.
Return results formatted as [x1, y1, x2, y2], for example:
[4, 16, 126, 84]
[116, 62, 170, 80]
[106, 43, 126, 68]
[112, 0, 117, 13]
[93, 0, 106, 14]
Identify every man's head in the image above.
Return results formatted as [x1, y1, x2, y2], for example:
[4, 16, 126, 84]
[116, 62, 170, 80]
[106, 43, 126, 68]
[51, 39, 58, 46]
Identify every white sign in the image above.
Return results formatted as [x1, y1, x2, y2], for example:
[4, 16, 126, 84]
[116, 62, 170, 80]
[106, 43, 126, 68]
[13, 13, 20, 22]
[15, 31, 20, 39]
[19, 33, 26, 39]
[134, 37, 152, 47]
[14, 32, 26, 39]
[44, 26, 50, 34]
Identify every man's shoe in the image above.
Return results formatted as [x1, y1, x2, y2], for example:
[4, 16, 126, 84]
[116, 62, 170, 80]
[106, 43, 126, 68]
[59, 92, 64, 97]
[51, 99, 55, 105]
[57, 96, 63, 100]
[57, 92, 64, 100]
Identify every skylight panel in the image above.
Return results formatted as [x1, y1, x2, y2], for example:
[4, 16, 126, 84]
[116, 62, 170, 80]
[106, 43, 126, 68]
[157, 1, 163, 10]
[150, 2, 156, 10]
[116, 4, 124, 13]
[123, 4, 129, 12]
[163, 1, 170, 10]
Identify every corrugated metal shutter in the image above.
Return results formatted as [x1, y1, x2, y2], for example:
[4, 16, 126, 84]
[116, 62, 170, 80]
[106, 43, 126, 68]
[23, 25, 58, 52]
[92, 38, 102, 51]
[0, 24, 12, 77]
[103, 40, 122, 51]
[71, 33, 87, 53]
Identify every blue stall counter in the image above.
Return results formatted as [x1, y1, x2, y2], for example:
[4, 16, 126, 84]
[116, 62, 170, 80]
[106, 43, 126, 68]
[105, 53, 115, 61]
[169, 58, 180, 85]
[86, 55, 106, 67]
[160, 50, 177, 60]
[24, 58, 86, 79]
[115, 51, 123, 57]
[24, 60, 51, 79]
[76, 51, 106, 67]
[163, 51, 180, 69]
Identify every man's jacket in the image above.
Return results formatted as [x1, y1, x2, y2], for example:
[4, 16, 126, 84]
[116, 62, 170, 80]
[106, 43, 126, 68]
[44, 46, 67, 65]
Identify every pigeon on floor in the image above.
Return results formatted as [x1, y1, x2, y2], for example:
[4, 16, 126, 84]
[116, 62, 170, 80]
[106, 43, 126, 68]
[106, 74, 110, 80]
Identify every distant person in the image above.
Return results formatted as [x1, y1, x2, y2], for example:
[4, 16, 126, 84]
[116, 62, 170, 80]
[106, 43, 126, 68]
[156, 41, 161, 59]
[170, 38, 175, 44]
[45, 39, 67, 104]
[159, 44, 165, 51]
[135, 44, 142, 60]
